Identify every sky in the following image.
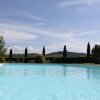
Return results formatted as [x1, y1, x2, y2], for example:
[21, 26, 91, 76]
[0, 0, 100, 54]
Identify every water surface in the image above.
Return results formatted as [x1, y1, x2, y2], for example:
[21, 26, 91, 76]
[0, 64, 100, 100]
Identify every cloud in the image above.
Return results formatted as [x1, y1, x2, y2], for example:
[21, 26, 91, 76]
[0, 20, 100, 53]
[74, 30, 100, 37]
[4, 30, 38, 41]
[32, 22, 47, 26]
[0, 12, 47, 26]
[58, 0, 100, 8]
[0, 22, 73, 40]
[7, 45, 40, 54]
[0, 23, 38, 41]
[6, 37, 95, 54]
[19, 13, 47, 22]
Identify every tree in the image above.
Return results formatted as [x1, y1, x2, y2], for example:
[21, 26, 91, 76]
[0, 36, 6, 57]
[63, 45, 67, 58]
[92, 44, 100, 58]
[9, 49, 13, 58]
[87, 42, 90, 58]
[42, 46, 45, 57]
[25, 47, 28, 58]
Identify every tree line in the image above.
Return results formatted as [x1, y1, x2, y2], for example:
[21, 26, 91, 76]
[8, 42, 91, 58]
[0, 35, 100, 63]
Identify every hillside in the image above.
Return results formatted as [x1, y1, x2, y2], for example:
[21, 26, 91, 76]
[6, 53, 38, 58]
[46, 51, 86, 58]
[6, 51, 86, 58]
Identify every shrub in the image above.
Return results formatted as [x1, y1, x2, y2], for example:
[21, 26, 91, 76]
[9, 61, 15, 63]
[92, 44, 100, 58]
[20, 58, 25, 63]
[16, 58, 20, 63]
[35, 54, 46, 63]
[0, 56, 5, 63]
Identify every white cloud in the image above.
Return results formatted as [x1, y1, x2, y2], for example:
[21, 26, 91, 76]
[58, 0, 100, 8]
[37, 40, 87, 53]
[74, 30, 100, 37]
[4, 30, 38, 41]
[0, 12, 47, 26]
[6, 41, 87, 54]
[7, 45, 40, 54]
[7, 46, 25, 54]
[19, 13, 47, 22]
[0, 20, 100, 53]
[0, 23, 74, 40]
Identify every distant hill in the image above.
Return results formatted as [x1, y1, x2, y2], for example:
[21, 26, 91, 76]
[46, 51, 86, 58]
[6, 51, 86, 58]
[6, 53, 39, 58]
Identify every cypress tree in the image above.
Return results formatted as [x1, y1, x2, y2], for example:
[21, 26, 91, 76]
[25, 47, 28, 58]
[63, 45, 67, 58]
[87, 42, 90, 58]
[42, 46, 45, 57]
[9, 49, 13, 58]
[24, 47, 28, 63]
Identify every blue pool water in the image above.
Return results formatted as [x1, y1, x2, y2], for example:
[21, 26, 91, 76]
[0, 64, 100, 100]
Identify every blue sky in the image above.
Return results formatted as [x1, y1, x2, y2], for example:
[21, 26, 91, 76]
[0, 0, 100, 53]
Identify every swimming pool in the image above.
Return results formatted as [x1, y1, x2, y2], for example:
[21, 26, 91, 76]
[0, 64, 100, 100]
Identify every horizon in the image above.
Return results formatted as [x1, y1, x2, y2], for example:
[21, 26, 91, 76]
[6, 49, 87, 55]
[0, 0, 100, 53]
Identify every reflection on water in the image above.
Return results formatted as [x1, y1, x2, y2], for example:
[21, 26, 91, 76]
[91, 68, 100, 79]
[63, 65, 67, 76]
[0, 64, 100, 79]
